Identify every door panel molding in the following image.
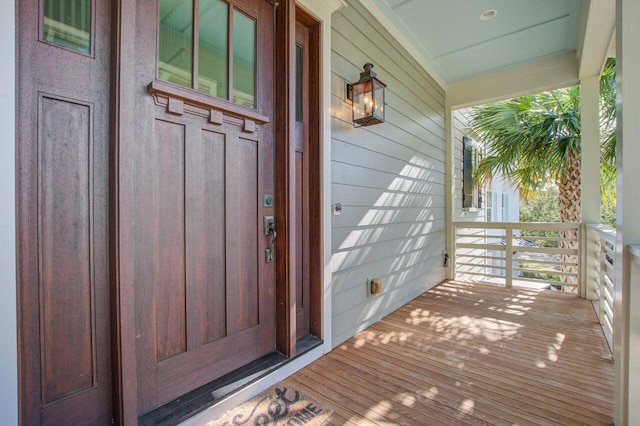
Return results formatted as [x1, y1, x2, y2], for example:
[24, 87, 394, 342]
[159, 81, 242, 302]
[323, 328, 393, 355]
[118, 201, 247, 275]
[148, 80, 270, 124]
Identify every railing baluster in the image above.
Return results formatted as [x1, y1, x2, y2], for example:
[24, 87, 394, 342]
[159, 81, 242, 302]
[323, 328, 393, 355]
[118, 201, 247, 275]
[505, 225, 513, 288]
[452, 224, 458, 281]
[599, 238, 606, 324]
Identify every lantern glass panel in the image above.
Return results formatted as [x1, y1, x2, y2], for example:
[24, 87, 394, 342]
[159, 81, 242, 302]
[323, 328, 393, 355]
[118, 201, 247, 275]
[373, 79, 385, 121]
[352, 79, 373, 122]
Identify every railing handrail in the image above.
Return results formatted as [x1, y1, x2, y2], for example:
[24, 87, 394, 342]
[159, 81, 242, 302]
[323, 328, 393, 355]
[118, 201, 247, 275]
[454, 221, 580, 231]
[586, 223, 617, 245]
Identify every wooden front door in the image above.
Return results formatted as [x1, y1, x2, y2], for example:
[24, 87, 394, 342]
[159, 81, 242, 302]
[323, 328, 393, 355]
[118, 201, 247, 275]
[127, 0, 277, 413]
[17, 0, 113, 424]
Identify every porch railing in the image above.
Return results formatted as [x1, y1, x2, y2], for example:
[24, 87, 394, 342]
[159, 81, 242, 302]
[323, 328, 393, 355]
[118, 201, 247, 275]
[453, 222, 580, 291]
[585, 223, 616, 349]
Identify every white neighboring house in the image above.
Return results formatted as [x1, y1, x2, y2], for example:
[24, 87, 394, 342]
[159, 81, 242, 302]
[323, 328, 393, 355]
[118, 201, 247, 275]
[485, 175, 520, 224]
[455, 108, 519, 223]
[454, 108, 520, 280]
[485, 174, 520, 278]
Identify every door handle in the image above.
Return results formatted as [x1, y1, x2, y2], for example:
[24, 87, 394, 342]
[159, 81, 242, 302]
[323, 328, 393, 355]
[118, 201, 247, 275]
[264, 215, 275, 235]
[264, 216, 276, 263]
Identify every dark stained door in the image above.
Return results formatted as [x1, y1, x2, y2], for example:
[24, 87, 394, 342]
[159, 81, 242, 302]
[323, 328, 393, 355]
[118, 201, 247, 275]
[17, 0, 113, 424]
[295, 20, 311, 339]
[127, 0, 277, 412]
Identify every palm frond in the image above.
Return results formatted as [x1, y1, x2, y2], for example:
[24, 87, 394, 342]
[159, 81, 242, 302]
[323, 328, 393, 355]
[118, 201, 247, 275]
[469, 65, 616, 205]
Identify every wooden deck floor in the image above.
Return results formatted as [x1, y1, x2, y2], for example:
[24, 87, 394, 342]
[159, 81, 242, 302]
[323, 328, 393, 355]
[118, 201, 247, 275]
[285, 281, 614, 425]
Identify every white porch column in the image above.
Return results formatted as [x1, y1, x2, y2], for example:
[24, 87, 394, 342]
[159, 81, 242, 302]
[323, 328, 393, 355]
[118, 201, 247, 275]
[614, 0, 640, 424]
[581, 75, 601, 300]
[0, 2, 17, 425]
[445, 102, 455, 280]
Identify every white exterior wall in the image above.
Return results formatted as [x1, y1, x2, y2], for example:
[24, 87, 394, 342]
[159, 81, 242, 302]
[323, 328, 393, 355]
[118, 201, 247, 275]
[0, 1, 18, 425]
[451, 109, 519, 223]
[330, 0, 447, 346]
[489, 177, 520, 223]
[0, 1, 17, 424]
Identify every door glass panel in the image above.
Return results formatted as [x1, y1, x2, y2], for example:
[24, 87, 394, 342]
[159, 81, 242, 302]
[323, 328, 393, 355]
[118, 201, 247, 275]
[198, 0, 228, 98]
[232, 10, 256, 108]
[43, 0, 91, 54]
[159, 0, 194, 88]
[295, 43, 303, 123]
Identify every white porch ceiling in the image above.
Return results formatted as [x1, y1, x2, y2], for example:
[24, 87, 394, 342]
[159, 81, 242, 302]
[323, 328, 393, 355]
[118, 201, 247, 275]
[358, 0, 615, 107]
[370, 0, 583, 83]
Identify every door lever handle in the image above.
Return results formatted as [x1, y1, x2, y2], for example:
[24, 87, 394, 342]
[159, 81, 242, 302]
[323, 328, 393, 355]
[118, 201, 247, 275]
[264, 215, 276, 263]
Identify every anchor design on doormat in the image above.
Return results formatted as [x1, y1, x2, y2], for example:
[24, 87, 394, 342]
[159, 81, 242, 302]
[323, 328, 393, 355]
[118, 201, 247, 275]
[220, 387, 327, 426]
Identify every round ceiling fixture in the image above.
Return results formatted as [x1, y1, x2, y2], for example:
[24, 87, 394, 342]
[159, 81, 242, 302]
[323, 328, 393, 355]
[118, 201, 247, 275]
[479, 9, 498, 21]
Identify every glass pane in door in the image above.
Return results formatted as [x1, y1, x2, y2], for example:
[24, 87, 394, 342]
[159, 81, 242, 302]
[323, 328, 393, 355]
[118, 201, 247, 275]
[159, 0, 194, 88]
[232, 10, 256, 108]
[295, 43, 303, 123]
[198, 0, 228, 98]
[43, 0, 91, 54]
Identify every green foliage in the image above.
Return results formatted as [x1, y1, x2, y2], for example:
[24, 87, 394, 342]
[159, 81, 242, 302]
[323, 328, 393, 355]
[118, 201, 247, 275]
[518, 263, 561, 283]
[517, 183, 615, 233]
[520, 188, 559, 223]
[470, 87, 582, 199]
[600, 58, 617, 169]
[519, 188, 560, 247]
[601, 189, 616, 226]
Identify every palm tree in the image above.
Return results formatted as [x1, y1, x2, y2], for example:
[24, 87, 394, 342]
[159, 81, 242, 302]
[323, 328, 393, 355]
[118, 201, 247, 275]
[469, 58, 616, 286]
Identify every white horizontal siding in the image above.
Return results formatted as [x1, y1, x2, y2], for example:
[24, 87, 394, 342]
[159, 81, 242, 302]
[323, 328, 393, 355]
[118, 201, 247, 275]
[330, 0, 447, 347]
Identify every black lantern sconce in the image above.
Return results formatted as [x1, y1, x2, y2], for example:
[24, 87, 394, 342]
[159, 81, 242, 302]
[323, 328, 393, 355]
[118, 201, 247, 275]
[346, 63, 386, 127]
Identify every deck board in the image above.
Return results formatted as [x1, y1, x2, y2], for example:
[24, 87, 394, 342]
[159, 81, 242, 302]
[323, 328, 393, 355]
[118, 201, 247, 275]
[284, 281, 613, 425]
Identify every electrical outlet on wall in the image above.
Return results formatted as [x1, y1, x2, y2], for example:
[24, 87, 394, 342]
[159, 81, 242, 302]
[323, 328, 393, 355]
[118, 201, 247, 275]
[368, 278, 383, 296]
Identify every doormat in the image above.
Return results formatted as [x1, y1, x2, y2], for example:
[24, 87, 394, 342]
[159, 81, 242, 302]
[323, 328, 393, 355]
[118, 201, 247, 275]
[210, 384, 333, 426]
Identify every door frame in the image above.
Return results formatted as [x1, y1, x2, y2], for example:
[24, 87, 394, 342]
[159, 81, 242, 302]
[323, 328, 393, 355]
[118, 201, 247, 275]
[110, 0, 138, 424]
[274, 1, 322, 357]
[296, 5, 323, 341]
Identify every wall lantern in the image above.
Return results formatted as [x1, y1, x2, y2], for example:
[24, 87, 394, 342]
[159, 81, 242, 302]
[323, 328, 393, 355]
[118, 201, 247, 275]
[346, 63, 386, 127]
